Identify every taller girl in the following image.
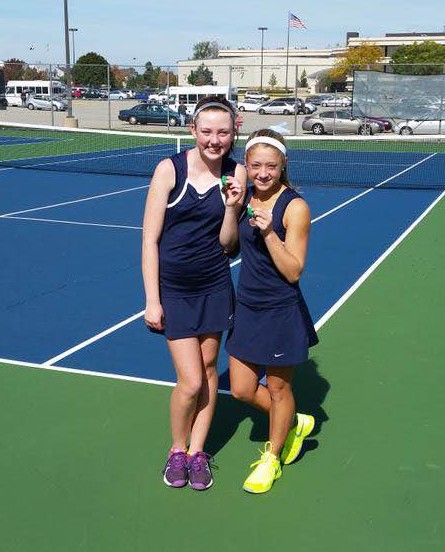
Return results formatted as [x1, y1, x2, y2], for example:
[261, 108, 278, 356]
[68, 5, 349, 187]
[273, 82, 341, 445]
[142, 96, 246, 491]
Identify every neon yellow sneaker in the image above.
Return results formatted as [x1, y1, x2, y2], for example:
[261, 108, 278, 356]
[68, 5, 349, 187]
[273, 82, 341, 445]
[243, 442, 282, 494]
[281, 413, 315, 465]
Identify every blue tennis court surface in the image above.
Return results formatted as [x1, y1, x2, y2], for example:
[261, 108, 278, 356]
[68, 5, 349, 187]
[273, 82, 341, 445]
[1, 140, 444, 391]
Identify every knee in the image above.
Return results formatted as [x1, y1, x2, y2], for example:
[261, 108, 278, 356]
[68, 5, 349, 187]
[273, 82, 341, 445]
[176, 376, 203, 400]
[231, 382, 256, 403]
[268, 382, 291, 404]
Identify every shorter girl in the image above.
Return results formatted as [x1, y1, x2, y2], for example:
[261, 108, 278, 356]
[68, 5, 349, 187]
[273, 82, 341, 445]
[226, 129, 318, 493]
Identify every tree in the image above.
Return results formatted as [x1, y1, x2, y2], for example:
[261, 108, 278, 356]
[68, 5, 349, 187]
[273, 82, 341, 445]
[390, 40, 445, 75]
[187, 64, 214, 85]
[22, 66, 48, 80]
[192, 41, 219, 60]
[268, 73, 277, 88]
[300, 69, 308, 88]
[72, 52, 116, 87]
[2, 58, 27, 81]
[329, 43, 383, 81]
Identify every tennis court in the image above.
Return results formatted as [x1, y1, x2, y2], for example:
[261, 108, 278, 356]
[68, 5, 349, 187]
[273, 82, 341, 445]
[1, 123, 444, 551]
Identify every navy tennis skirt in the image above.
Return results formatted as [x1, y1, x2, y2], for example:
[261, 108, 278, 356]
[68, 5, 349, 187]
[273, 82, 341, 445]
[225, 300, 318, 366]
[151, 285, 235, 340]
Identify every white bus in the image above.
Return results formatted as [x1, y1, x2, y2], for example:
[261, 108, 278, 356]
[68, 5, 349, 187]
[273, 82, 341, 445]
[5, 80, 66, 106]
[166, 85, 238, 115]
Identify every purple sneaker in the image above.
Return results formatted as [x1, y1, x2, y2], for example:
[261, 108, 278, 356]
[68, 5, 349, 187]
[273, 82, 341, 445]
[188, 452, 214, 491]
[163, 450, 188, 488]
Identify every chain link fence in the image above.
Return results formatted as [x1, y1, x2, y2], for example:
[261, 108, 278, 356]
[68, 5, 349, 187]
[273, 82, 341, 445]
[1, 61, 444, 135]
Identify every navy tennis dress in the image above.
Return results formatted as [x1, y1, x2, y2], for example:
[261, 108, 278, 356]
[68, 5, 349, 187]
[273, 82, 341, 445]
[225, 186, 318, 366]
[154, 150, 237, 340]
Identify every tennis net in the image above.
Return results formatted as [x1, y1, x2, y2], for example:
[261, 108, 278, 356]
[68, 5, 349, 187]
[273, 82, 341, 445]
[0, 122, 444, 189]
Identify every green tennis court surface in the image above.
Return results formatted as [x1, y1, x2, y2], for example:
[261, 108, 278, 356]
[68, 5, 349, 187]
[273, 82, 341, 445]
[1, 188, 443, 551]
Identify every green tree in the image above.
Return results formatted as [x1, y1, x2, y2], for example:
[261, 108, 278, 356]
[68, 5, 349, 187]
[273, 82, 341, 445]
[390, 40, 445, 75]
[329, 43, 383, 81]
[268, 73, 277, 88]
[3, 58, 27, 81]
[22, 66, 47, 80]
[72, 52, 116, 87]
[187, 64, 214, 85]
[300, 69, 308, 88]
[192, 41, 219, 59]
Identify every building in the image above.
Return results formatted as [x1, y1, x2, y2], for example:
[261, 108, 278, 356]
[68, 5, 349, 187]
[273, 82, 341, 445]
[177, 32, 445, 93]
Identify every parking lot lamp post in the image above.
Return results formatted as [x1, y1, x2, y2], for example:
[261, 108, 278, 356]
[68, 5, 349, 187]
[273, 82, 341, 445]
[258, 27, 268, 92]
[69, 28, 78, 65]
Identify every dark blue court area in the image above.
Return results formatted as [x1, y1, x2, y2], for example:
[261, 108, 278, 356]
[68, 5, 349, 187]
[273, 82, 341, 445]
[1, 141, 444, 390]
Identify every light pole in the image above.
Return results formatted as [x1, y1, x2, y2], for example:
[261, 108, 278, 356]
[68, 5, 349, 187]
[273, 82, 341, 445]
[69, 27, 78, 65]
[258, 26, 268, 92]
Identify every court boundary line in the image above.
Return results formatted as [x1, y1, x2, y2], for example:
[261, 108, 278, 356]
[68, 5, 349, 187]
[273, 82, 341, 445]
[314, 188, 445, 330]
[0, 182, 149, 218]
[312, 151, 437, 223]
[3, 215, 142, 230]
[2, 189, 444, 390]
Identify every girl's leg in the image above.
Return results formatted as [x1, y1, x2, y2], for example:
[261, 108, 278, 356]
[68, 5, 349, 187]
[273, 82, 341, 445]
[266, 366, 295, 456]
[167, 336, 206, 451]
[229, 355, 271, 412]
[188, 333, 221, 454]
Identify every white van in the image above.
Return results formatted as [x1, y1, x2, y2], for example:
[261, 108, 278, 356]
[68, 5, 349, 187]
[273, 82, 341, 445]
[5, 80, 66, 106]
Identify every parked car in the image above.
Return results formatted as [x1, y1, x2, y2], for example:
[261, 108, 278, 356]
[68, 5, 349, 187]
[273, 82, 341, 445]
[302, 109, 382, 135]
[273, 97, 317, 114]
[134, 89, 152, 100]
[320, 95, 352, 107]
[71, 86, 89, 98]
[108, 89, 130, 100]
[256, 99, 298, 115]
[82, 88, 102, 99]
[244, 90, 270, 101]
[237, 98, 263, 112]
[26, 94, 67, 111]
[118, 103, 181, 126]
[393, 119, 445, 135]
[304, 94, 334, 106]
[353, 107, 393, 131]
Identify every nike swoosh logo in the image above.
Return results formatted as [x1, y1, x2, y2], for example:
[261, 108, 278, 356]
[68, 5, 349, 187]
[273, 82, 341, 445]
[198, 195, 206, 199]
[274, 353, 284, 358]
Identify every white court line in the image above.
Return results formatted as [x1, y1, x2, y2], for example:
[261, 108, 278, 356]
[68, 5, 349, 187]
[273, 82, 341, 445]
[312, 152, 437, 223]
[4, 215, 141, 230]
[0, 183, 149, 218]
[0, 357, 175, 388]
[314, 188, 445, 330]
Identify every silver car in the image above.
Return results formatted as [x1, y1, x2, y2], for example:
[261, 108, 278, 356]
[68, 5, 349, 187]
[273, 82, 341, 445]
[302, 110, 382, 135]
[393, 119, 445, 135]
[256, 99, 297, 115]
[26, 94, 67, 111]
[320, 95, 352, 107]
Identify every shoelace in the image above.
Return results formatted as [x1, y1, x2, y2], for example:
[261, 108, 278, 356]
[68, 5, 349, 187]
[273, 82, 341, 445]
[188, 452, 216, 472]
[163, 451, 187, 473]
[249, 442, 277, 470]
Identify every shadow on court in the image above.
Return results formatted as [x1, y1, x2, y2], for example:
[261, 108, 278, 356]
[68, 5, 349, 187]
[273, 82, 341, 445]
[208, 359, 330, 457]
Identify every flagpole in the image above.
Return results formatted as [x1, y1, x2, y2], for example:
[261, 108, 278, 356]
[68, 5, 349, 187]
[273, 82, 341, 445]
[285, 11, 290, 92]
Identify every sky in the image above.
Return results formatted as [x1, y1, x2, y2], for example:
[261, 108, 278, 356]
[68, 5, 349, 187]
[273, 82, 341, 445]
[1, 0, 444, 68]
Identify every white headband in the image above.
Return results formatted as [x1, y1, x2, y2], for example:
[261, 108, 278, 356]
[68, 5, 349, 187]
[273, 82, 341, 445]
[245, 136, 287, 156]
[193, 102, 235, 121]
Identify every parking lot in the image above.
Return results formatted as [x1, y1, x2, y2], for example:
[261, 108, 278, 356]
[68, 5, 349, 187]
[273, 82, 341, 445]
[0, 98, 312, 135]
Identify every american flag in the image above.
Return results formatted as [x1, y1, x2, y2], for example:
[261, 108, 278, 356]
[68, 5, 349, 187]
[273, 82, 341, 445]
[289, 12, 306, 29]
